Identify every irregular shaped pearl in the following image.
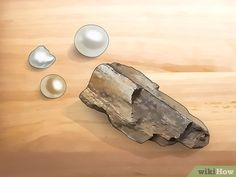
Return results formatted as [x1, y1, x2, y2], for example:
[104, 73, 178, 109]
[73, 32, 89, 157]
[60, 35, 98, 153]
[74, 24, 109, 57]
[40, 74, 66, 99]
[29, 46, 56, 69]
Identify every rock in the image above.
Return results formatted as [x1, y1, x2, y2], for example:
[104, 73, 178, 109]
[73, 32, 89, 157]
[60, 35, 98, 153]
[79, 63, 210, 148]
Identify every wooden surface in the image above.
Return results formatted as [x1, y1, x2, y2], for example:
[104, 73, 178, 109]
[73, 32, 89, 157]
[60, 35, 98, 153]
[0, 0, 236, 176]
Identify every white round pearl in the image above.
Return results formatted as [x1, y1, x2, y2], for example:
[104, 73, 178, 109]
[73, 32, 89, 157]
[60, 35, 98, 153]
[40, 74, 66, 99]
[74, 24, 109, 57]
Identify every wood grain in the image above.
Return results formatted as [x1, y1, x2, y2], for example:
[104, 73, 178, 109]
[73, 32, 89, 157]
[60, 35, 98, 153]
[0, 0, 236, 177]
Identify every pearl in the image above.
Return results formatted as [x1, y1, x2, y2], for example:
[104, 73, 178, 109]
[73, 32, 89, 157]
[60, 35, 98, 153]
[29, 46, 56, 69]
[74, 24, 109, 57]
[40, 74, 66, 99]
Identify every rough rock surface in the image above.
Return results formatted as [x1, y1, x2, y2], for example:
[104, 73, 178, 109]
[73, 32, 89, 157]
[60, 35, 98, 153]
[80, 63, 210, 148]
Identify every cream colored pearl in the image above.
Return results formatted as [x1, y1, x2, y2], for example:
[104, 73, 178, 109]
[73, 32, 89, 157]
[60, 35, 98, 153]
[74, 24, 109, 57]
[40, 74, 66, 99]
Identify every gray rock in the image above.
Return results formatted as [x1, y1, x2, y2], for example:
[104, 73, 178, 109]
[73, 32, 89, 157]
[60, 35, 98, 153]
[80, 63, 210, 148]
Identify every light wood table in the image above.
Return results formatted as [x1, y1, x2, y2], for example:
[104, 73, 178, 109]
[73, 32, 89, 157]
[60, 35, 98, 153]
[0, 0, 235, 176]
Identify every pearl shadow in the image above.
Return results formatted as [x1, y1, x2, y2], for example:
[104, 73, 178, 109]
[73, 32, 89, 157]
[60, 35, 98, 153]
[67, 44, 96, 63]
